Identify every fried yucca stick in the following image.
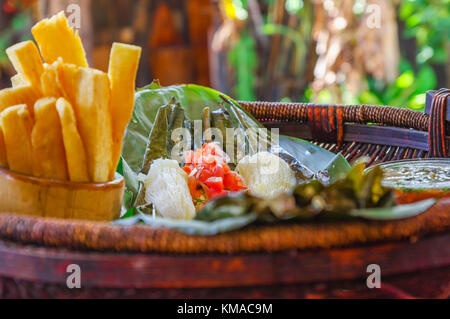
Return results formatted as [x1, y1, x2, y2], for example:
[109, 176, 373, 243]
[31, 11, 88, 67]
[41, 60, 63, 97]
[0, 85, 41, 115]
[56, 61, 79, 102]
[6, 41, 44, 92]
[0, 123, 8, 168]
[73, 68, 113, 182]
[56, 98, 89, 182]
[11, 74, 26, 87]
[31, 97, 68, 180]
[1, 105, 34, 175]
[108, 42, 142, 178]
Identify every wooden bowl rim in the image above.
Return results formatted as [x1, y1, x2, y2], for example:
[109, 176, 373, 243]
[369, 157, 450, 167]
[0, 167, 124, 190]
[367, 158, 450, 191]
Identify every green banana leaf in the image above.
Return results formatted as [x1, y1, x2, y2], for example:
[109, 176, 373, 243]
[113, 195, 436, 236]
[117, 83, 354, 233]
[279, 135, 351, 184]
[113, 211, 258, 236]
[123, 82, 350, 177]
[349, 198, 437, 220]
[123, 83, 262, 172]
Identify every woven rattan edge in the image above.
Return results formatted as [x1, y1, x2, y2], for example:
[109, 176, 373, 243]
[239, 101, 430, 132]
[0, 197, 448, 254]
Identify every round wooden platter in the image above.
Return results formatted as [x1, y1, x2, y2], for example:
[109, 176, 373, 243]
[0, 198, 449, 254]
[0, 233, 448, 298]
[0, 198, 449, 298]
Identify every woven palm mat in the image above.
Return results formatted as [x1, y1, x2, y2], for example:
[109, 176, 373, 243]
[0, 198, 449, 254]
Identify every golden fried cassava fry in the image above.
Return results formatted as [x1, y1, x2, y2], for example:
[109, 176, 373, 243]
[2, 10, 143, 184]
[1, 105, 34, 175]
[0, 85, 41, 115]
[0, 123, 8, 168]
[73, 68, 113, 182]
[40, 60, 63, 97]
[108, 42, 142, 177]
[6, 41, 44, 92]
[31, 11, 88, 67]
[31, 97, 68, 180]
[56, 98, 89, 182]
[47, 62, 112, 181]
[11, 74, 26, 87]
[54, 61, 79, 102]
[40, 59, 78, 101]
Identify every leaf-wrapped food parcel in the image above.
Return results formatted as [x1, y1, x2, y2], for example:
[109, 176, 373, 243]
[141, 98, 185, 174]
[290, 161, 394, 217]
[236, 151, 296, 199]
[119, 83, 356, 234]
[143, 158, 195, 220]
[198, 160, 431, 224]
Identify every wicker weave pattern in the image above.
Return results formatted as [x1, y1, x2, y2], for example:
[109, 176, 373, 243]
[239, 101, 429, 131]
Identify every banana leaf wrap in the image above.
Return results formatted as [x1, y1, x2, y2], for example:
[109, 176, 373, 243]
[123, 82, 345, 177]
[117, 83, 436, 235]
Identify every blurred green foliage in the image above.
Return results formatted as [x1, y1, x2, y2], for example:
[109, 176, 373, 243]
[399, 0, 449, 65]
[227, 0, 449, 110]
[359, 61, 437, 110]
[0, 11, 33, 82]
[353, 0, 449, 110]
[228, 31, 257, 101]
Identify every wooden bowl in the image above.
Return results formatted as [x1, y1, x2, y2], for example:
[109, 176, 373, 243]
[0, 168, 124, 221]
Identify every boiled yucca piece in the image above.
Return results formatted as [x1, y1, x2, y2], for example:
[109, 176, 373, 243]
[144, 159, 196, 220]
[236, 151, 296, 199]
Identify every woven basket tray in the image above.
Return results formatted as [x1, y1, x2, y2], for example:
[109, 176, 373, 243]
[0, 93, 449, 254]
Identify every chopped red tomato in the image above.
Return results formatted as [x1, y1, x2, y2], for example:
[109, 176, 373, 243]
[205, 176, 224, 191]
[197, 168, 213, 183]
[188, 175, 203, 199]
[222, 164, 231, 175]
[212, 164, 225, 178]
[224, 171, 247, 191]
[182, 166, 193, 175]
[183, 142, 247, 204]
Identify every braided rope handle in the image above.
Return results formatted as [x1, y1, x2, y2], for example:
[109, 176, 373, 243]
[239, 100, 448, 157]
